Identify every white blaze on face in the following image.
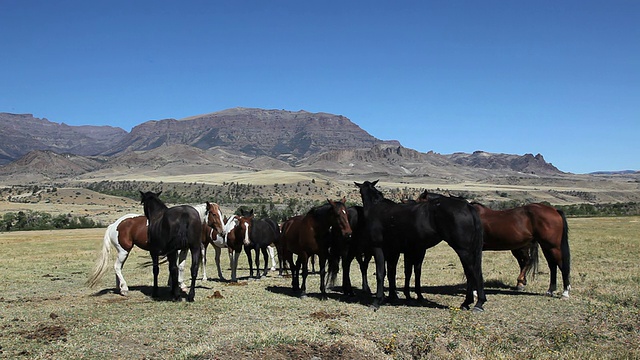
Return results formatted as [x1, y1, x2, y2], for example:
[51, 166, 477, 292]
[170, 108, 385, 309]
[242, 221, 251, 246]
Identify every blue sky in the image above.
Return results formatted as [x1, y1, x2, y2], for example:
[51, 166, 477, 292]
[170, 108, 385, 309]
[1, 1, 638, 174]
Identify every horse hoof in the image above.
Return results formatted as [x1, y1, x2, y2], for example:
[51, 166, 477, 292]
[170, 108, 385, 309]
[472, 306, 485, 313]
[516, 285, 525, 291]
[545, 291, 554, 297]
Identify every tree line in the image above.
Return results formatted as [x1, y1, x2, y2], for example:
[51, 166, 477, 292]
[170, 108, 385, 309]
[1, 210, 100, 232]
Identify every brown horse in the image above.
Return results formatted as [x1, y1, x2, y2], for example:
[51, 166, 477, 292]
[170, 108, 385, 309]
[87, 214, 149, 295]
[471, 201, 571, 297]
[279, 198, 352, 299]
[198, 202, 226, 280]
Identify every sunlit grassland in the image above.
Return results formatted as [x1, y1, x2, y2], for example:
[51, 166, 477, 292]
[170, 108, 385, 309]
[0, 217, 639, 359]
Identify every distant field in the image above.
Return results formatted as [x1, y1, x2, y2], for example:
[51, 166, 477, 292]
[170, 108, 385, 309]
[1, 217, 638, 359]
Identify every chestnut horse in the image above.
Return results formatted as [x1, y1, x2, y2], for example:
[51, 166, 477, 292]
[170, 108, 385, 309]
[470, 201, 571, 297]
[279, 199, 352, 299]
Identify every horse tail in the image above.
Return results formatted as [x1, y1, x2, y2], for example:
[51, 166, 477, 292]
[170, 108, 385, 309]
[326, 241, 341, 288]
[558, 209, 571, 280]
[525, 240, 539, 281]
[86, 225, 113, 288]
[175, 212, 191, 249]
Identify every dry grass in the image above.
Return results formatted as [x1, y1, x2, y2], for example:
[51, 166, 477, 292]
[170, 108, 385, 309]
[1, 218, 639, 359]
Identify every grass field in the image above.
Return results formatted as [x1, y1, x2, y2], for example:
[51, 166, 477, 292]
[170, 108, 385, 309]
[1, 217, 639, 359]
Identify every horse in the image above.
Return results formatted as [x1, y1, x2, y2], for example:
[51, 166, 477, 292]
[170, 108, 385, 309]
[225, 214, 250, 282]
[87, 214, 148, 295]
[418, 190, 538, 290]
[355, 180, 486, 311]
[239, 209, 281, 278]
[279, 199, 352, 299]
[198, 202, 228, 281]
[140, 191, 202, 302]
[470, 201, 571, 297]
[339, 206, 372, 297]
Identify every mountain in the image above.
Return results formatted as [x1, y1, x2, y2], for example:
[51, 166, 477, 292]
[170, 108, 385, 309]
[104, 108, 388, 162]
[0, 113, 127, 165]
[0, 108, 568, 182]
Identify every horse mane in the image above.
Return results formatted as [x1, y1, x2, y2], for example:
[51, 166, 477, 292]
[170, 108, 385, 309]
[307, 202, 332, 219]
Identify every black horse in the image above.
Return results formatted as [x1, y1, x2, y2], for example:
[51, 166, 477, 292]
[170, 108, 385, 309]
[355, 180, 486, 311]
[339, 206, 373, 297]
[240, 209, 281, 278]
[140, 191, 202, 302]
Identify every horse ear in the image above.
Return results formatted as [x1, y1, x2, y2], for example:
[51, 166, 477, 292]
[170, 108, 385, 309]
[354, 182, 362, 188]
[341, 197, 347, 203]
[157, 190, 162, 196]
[249, 209, 254, 217]
[372, 180, 379, 186]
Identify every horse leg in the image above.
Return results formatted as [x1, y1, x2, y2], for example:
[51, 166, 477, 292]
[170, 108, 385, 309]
[231, 251, 241, 282]
[177, 249, 188, 291]
[188, 245, 200, 302]
[412, 250, 426, 302]
[151, 253, 160, 298]
[245, 247, 255, 278]
[512, 247, 530, 290]
[372, 247, 386, 308]
[541, 247, 559, 296]
[260, 247, 269, 278]
[359, 253, 372, 295]
[403, 254, 413, 300]
[300, 254, 309, 298]
[113, 248, 130, 296]
[268, 245, 277, 271]
[167, 251, 181, 301]
[291, 255, 301, 291]
[386, 252, 400, 303]
[319, 255, 328, 300]
[342, 254, 355, 296]
[214, 246, 226, 281]
[455, 249, 486, 312]
[200, 243, 208, 281]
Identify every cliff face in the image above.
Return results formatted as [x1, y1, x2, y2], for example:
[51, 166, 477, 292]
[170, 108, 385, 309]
[105, 108, 382, 161]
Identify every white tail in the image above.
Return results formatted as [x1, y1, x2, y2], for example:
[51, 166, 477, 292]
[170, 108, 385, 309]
[86, 214, 139, 288]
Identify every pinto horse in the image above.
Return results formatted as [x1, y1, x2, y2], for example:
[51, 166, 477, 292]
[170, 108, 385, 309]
[140, 191, 202, 302]
[279, 199, 352, 299]
[470, 201, 571, 297]
[87, 214, 148, 295]
[355, 180, 486, 311]
[198, 202, 227, 280]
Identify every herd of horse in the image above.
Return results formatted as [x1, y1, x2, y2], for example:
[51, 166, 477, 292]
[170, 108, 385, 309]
[87, 181, 571, 311]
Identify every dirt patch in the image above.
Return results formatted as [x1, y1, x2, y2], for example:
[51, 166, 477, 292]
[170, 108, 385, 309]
[310, 310, 349, 320]
[204, 340, 378, 360]
[226, 281, 248, 286]
[19, 323, 68, 342]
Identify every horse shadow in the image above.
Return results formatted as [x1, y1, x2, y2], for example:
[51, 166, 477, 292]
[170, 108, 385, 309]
[419, 279, 540, 297]
[89, 284, 214, 302]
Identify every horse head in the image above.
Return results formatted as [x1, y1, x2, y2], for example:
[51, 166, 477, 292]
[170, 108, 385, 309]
[139, 190, 166, 219]
[205, 202, 224, 236]
[236, 213, 253, 247]
[354, 180, 384, 207]
[328, 197, 352, 238]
